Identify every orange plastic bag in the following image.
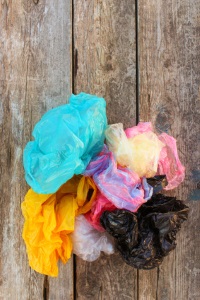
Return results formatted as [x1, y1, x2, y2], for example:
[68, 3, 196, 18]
[75, 176, 97, 215]
[21, 176, 97, 276]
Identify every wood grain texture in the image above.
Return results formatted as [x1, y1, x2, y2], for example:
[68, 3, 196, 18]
[74, 0, 136, 129]
[75, 254, 137, 300]
[139, 0, 200, 299]
[48, 259, 74, 300]
[74, 0, 137, 299]
[0, 1, 73, 299]
[1, 0, 199, 299]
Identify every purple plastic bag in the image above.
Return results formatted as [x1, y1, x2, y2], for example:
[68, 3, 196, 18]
[84, 146, 153, 212]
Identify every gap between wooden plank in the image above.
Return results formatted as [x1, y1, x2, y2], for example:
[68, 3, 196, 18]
[135, 0, 140, 125]
[138, 1, 200, 299]
[72, 0, 75, 96]
[73, 0, 137, 298]
[72, 1, 77, 299]
[135, 1, 140, 299]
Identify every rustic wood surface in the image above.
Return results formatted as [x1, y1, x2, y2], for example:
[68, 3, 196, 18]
[73, 0, 137, 299]
[0, 1, 73, 299]
[0, 0, 200, 299]
[139, 0, 200, 299]
[73, 0, 136, 129]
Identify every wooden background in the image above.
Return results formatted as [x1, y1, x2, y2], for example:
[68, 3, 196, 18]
[0, 0, 199, 299]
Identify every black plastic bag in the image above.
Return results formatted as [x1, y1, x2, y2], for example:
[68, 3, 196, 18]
[147, 175, 168, 194]
[100, 194, 189, 269]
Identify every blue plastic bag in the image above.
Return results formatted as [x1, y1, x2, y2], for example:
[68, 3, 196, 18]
[23, 93, 107, 194]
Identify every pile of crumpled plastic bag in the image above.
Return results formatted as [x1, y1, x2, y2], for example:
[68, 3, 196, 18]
[21, 92, 189, 277]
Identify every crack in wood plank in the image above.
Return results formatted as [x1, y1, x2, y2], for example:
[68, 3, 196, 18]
[43, 276, 49, 300]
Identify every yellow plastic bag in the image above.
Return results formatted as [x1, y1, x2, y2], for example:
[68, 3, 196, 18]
[106, 123, 164, 178]
[75, 176, 97, 215]
[21, 176, 97, 276]
[128, 132, 164, 177]
[57, 175, 97, 215]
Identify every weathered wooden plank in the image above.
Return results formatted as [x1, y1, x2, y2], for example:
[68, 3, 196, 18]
[138, 1, 200, 299]
[74, 0, 137, 299]
[48, 259, 74, 300]
[74, 0, 136, 129]
[75, 254, 137, 300]
[0, 1, 73, 299]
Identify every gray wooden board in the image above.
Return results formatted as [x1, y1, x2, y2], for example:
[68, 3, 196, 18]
[0, 1, 73, 299]
[139, 0, 200, 299]
[1, 0, 200, 299]
[74, 0, 137, 299]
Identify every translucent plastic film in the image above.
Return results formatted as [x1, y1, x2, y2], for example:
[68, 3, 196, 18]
[84, 145, 153, 212]
[21, 175, 97, 276]
[106, 122, 185, 189]
[71, 215, 115, 261]
[23, 93, 107, 194]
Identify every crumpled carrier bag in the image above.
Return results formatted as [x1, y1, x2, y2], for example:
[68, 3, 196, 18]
[158, 133, 185, 190]
[71, 215, 115, 261]
[147, 175, 168, 194]
[106, 123, 164, 178]
[84, 145, 153, 212]
[100, 194, 189, 270]
[106, 122, 185, 189]
[85, 192, 116, 232]
[23, 92, 107, 194]
[21, 175, 97, 276]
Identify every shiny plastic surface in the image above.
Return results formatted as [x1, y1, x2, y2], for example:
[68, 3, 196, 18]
[106, 122, 185, 189]
[84, 145, 153, 212]
[101, 195, 189, 269]
[106, 123, 164, 178]
[23, 93, 107, 194]
[71, 215, 115, 261]
[21, 175, 97, 276]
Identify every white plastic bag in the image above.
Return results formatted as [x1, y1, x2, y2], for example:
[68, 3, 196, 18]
[71, 215, 115, 261]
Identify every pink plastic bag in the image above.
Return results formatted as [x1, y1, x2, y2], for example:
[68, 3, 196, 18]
[157, 133, 185, 190]
[85, 193, 116, 232]
[84, 146, 153, 212]
[124, 122, 185, 190]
